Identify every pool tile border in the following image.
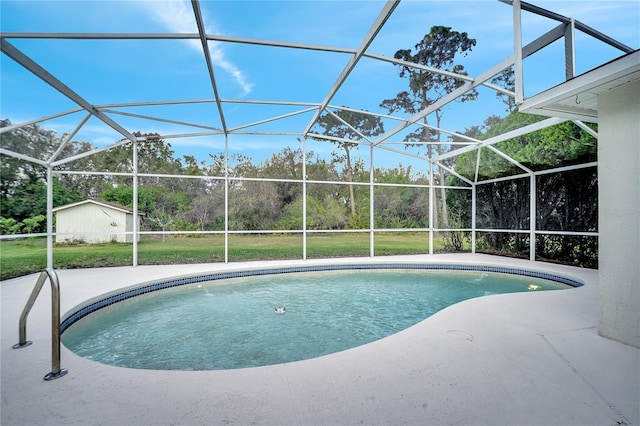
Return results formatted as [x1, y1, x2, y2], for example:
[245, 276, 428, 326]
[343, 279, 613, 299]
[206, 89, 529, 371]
[60, 263, 583, 334]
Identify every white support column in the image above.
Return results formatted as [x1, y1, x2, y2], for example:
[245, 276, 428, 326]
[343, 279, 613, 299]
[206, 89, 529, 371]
[598, 79, 640, 348]
[132, 139, 139, 267]
[429, 160, 434, 255]
[471, 184, 476, 254]
[46, 165, 54, 269]
[369, 145, 375, 257]
[224, 134, 229, 263]
[472, 148, 480, 254]
[302, 137, 308, 260]
[513, 0, 524, 105]
[529, 173, 536, 262]
[564, 19, 576, 80]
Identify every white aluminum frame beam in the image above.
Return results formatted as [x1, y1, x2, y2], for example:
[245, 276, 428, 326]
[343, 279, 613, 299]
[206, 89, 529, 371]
[0, 109, 83, 134]
[374, 144, 430, 162]
[0, 148, 48, 166]
[436, 117, 567, 162]
[486, 145, 534, 174]
[373, 55, 515, 146]
[229, 107, 317, 133]
[191, 0, 227, 133]
[500, 0, 634, 53]
[102, 109, 222, 132]
[513, 0, 524, 105]
[139, 131, 224, 141]
[306, 133, 372, 147]
[573, 121, 598, 139]
[2, 31, 508, 96]
[327, 105, 483, 145]
[51, 139, 133, 167]
[565, 19, 576, 80]
[0, 39, 138, 142]
[325, 109, 372, 143]
[48, 113, 92, 163]
[302, 0, 400, 136]
[435, 162, 474, 187]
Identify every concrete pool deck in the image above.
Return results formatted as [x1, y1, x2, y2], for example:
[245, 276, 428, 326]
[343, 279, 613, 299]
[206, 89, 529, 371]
[1, 254, 638, 425]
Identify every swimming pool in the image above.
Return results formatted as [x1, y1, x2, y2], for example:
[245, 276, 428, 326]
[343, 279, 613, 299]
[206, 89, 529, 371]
[61, 264, 581, 370]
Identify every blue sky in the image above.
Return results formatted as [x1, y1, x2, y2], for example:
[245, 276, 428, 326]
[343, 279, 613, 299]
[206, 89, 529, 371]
[1, 0, 638, 170]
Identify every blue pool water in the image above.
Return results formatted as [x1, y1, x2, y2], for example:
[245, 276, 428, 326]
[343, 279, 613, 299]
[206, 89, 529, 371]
[62, 269, 571, 370]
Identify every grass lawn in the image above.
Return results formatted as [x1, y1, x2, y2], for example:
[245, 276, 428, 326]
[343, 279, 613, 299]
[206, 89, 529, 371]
[0, 232, 469, 280]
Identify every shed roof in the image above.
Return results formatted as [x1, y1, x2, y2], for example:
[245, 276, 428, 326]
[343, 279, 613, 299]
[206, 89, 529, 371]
[53, 199, 144, 215]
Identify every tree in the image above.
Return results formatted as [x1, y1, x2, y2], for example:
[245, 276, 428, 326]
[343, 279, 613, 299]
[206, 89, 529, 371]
[100, 186, 135, 208]
[259, 147, 305, 207]
[1, 120, 84, 218]
[229, 180, 281, 230]
[147, 208, 174, 242]
[135, 134, 182, 182]
[54, 140, 106, 198]
[483, 115, 503, 128]
[182, 155, 208, 176]
[314, 109, 384, 217]
[373, 165, 429, 229]
[305, 195, 349, 230]
[0, 217, 21, 235]
[21, 215, 46, 234]
[380, 26, 477, 227]
[186, 192, 224, 231]
[0, 120, 68, 181]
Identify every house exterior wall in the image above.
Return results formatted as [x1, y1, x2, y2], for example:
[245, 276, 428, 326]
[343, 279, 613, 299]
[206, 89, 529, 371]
[55, 203, 138, 244]
[598, 79, 640, 348]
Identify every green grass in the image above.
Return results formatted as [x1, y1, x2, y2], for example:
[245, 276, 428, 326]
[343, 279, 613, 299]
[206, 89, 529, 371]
[0, 232, 468, 280]
[0, 238, 48, 280]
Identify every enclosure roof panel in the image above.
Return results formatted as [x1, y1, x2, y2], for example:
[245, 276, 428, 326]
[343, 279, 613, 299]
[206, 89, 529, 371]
[1, 0, 638, 170]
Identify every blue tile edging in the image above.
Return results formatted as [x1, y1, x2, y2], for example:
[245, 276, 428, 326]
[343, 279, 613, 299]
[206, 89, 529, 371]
[60, 263, 583, 334]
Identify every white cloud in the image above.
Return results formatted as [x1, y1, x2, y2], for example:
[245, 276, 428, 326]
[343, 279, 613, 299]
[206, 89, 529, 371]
[135, 0, 253, 96]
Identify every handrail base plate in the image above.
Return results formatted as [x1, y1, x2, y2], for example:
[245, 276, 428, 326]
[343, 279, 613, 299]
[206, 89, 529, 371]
[44, 369, 68, 381]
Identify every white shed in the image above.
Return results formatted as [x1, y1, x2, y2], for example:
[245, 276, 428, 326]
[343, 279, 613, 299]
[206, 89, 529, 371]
[53, 200, 142, 244]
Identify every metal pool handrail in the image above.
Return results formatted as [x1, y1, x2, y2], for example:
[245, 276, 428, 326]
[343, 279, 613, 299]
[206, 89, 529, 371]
[12, 268, 68, 381]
